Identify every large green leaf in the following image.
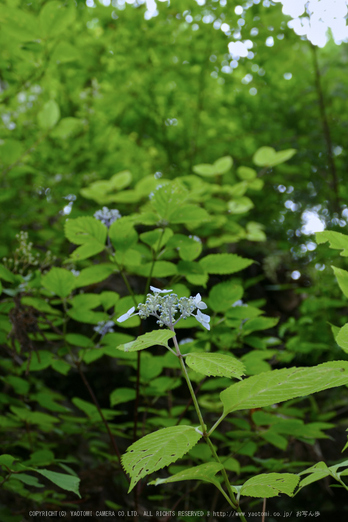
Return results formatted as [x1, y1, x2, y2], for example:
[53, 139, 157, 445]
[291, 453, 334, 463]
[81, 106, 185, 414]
[192, 156, 233, 176]
[213, 155, 233, 174]
[242, 316, 279, 335]
[209, 281, 243, 312]
[10, 407, 59, 427]
[64, 216, 107, 246]
[298, 460, 348, 490]
[238, 473, 299, 498]
[0, 264, 17, 283]
[21, 297, 60, 316]
[169, 205, 209, 225]
[122, 425, 202, 492]
[116, 330, 175, 353]
[332, 266, 348, 299]
[110, 388, 136, 406]
[69, 242, 105, 261]
[220, 361, 348, 416]
[33, 469, 80, 498]
[185, 353, 245, 380]
[109, 218, 138, 252]
[316, 230, 348, 256]
[335, 324, 348, 354]
[199, 254, 253, 275]
[149, 462, 223, 488]
[74, 264, 114, 287]
[166, 234, 202, 261]
[253, 146, 296, 167]
[41, 267, 75, 298]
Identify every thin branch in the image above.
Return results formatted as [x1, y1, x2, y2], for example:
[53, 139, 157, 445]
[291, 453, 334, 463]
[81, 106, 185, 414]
[311, 43, 340, 213]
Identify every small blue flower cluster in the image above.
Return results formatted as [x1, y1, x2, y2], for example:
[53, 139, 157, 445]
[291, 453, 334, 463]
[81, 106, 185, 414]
[94, 207, 121, 227]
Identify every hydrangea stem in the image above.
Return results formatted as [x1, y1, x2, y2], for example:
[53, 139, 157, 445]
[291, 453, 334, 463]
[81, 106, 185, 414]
[170, 329, 246, 520]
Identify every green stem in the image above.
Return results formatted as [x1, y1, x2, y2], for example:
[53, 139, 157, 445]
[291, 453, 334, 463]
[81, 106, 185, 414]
[208, 413, 225, 437]
[171, 330, 247, 519]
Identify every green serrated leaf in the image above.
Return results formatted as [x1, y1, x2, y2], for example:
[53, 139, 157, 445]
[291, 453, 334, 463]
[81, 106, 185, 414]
[117, 330, 175, 353]
[41, 267, 75, 298]
[64, 216, 107, 246]
[70, 293, 101, 309]
[209, 281, 243, 312]
[185, 353, 245, 380]
[140, 228, 173, 249]
[122, 425, 202, 492]
[74, 264, 114, 287]
[169, 204, 209, 225]
[242, 316, 279, 335]
[70, 241, 105, 261]
[221, 361, 348, 416]
[21, 297, 60, 316]
[332, 266, 348, 299]
[109, 218, 138, 252]
[239, 473, 299, 498]
[298, 462, 331, 489]
[316, 231, 348, 256]
[166, 234, 202, 261]
[335, 324, 348, 353]
[199, 254, 253, 275]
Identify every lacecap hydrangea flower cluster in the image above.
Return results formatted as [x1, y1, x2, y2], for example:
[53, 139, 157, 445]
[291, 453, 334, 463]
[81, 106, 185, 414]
[117, 287, 210, 330]
[94, 207, 121, 227]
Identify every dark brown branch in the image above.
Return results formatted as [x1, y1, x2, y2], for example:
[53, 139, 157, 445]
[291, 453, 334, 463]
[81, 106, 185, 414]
[311, 43, 340, 213]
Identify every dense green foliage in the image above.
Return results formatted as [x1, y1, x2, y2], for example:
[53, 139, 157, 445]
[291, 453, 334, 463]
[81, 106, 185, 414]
[1, 1, 348, 521]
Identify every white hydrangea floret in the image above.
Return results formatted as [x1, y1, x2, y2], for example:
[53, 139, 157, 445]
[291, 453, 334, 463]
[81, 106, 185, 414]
[195, 309, 211, 330]
[117, 306, 137, 323]
[149, 286, 173, 293]
[193, 293, 207, 310]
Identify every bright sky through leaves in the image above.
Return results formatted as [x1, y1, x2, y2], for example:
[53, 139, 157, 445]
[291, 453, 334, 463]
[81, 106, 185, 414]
[105, 0, 348, 49]
[274, 0, 348, 46]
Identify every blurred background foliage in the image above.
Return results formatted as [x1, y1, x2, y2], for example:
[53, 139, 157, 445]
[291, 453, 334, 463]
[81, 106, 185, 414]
[2, 0, 348, 349]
